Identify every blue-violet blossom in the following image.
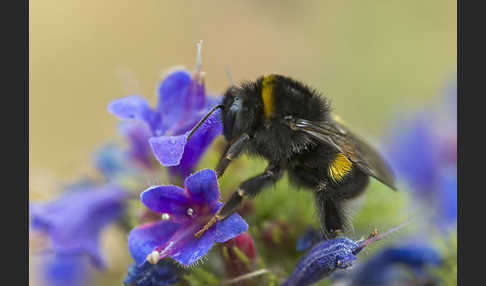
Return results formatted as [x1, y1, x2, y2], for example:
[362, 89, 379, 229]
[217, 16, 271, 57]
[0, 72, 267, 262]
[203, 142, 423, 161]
[283, 222, 410, 286]
[296, 225, 322, 251]
[283, 237, 359, 286]
[40, 254, 91, 286]
[124, 259, 183, 286]
[385, 79, 457, 228]
[108, 43, 223, 179]
[348, 244, 442, 286]
[30, 184, 128, 268]
[128, 169, 248, 266]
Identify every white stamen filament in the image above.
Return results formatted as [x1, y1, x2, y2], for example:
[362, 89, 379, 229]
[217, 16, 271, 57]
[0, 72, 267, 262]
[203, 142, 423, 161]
[196, 40, 203, 72]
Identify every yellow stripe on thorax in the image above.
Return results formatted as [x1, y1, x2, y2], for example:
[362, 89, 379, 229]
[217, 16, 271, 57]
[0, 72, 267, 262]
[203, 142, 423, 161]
[261, 75, 276, 118]
[328, 153, 353, 182]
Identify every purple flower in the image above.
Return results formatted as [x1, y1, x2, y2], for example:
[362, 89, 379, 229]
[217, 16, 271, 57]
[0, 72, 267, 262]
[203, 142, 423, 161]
[30, 184, 128, 268]
[348, 244, 442, 286]
[283, 222, 411, 286]
[296, 225, 322, 251]
[222, 232, 257, 278]
[282, 237, 359, 286]
[385, 79, 457, 228]
[108, 43, 223, 179]
[128, 169, 248, 266]
[124, 259, 183, 286]
[93, 142, 134, 180]
[40, 254, 91, 286]
[119, 121, 157, 169]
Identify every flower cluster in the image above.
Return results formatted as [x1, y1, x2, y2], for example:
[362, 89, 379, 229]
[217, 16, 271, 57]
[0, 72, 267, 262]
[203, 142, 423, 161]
[108, 42, 222, 180]
[128, 169, 248, 266]
[30, 182, 129, 286]
[30, 184, 128, 268]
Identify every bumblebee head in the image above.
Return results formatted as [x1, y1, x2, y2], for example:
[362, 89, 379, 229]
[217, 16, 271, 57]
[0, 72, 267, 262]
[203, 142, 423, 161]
[221, 85, 261, 141]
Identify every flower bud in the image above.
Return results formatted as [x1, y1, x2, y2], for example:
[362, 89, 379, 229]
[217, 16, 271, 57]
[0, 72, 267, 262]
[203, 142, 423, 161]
[222, 232, 257, 281]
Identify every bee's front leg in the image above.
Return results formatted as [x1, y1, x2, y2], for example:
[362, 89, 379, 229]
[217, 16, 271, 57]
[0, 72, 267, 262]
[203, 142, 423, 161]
[195, 164, 282, 238]
[215, 133, 249, 178]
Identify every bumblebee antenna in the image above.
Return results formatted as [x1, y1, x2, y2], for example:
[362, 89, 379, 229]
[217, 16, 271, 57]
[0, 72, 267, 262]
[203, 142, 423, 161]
[186, 104, 224, 141]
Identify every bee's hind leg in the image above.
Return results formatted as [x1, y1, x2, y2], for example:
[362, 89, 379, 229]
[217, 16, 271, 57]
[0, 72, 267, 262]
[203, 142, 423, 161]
[315, 187, 347, 240]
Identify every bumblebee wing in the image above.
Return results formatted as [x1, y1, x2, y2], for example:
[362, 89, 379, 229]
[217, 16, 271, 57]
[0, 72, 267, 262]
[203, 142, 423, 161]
[291, 116, 397, 190]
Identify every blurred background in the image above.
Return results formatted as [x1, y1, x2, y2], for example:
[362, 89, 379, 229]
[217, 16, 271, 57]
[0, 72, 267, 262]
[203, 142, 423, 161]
[30, 1, 456, 285]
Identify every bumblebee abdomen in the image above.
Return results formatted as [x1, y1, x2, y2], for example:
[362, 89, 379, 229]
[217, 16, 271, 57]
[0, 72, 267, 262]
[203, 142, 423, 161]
[328, 153, 353, 183]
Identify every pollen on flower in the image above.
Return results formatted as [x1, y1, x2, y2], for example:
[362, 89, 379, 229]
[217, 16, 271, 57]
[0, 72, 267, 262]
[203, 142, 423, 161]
[187, 208, 194, 216]
[161, 213, 170, 220]
[146, 250, 160, 265]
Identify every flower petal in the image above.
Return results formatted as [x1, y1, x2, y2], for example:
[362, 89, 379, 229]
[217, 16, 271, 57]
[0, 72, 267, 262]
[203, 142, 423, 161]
[149, 134, 188, 167]
[93, 143, 128, 179]
[168, 109, 223, 178]
[140, 185, 192, 220]
[156, 70, 192, 129]
[205, 94, 223, 110]
[296, 226, 322, 251]
[119, 121, 155, 169]
[32, 185, 126, 267]
[108, 95, 161, 134]
[386, 115, 439, 193]
[128, 221, 181, 266]
[184, 169, 220, 205]
[169, 224, 217, 265]
[123, 259, 182, 286]
[213, 207, 248, 243]
[49, 188, 126, 268]
[42, 254, 90, 286]
[437, 166, 457, 227]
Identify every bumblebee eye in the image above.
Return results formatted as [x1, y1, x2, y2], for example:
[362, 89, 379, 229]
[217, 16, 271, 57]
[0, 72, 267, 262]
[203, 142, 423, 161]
[230, 96, 242, 112]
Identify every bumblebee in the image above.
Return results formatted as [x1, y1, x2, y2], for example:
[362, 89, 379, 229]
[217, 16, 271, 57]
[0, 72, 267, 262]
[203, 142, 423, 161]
[189, 74, 397, 239]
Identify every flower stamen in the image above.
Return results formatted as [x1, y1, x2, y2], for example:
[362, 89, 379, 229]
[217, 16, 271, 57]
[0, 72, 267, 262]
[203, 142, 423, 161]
[195, 40, 203, 73]
[187, 208, 194, 216]
[146, 250, 160, 264]
[161, 213, 170, 220]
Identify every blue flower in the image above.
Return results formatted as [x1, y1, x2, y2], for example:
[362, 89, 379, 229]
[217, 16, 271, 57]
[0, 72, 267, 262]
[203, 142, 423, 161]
[124, 259, 183, 286]
[296, 225, 322, 251]
[128, 169, 248, 266]
[30, 184, 128, 268]
[283, 222, 410, 286]
[108, 43, 223, 179]
[385, 79, 457, 228]
[40, 254, 91, 286]
[120, 121, 157, 169]
[348, 244, 442, 286]
[283, 237, 359, 286]
[93, 142, 134, 180]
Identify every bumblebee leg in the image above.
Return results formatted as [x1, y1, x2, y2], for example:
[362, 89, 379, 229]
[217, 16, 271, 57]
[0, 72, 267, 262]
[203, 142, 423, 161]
[195, 164, 282, 238]
[215, 133, 249, 178]
[315, 189, 346, 240]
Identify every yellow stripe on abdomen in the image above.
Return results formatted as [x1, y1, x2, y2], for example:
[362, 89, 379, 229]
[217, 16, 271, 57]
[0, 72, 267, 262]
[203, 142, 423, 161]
[261, 75, 276, 118]
[328, 153, 353, 182]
